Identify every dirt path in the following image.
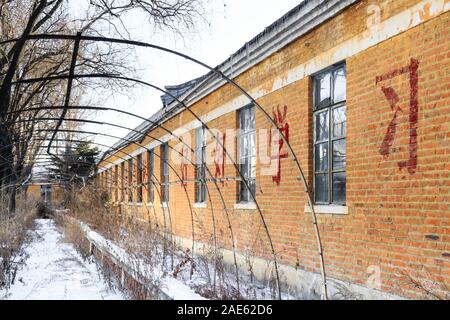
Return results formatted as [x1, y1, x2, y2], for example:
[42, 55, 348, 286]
[1, 219, 125, 300]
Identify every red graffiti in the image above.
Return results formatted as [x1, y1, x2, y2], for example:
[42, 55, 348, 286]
[214, 133, 226, 186]
[376, 58, 419, 175]
[379, 87, 402, 158]
[181, 147, 188, 187]
[269, 105, 289, 186]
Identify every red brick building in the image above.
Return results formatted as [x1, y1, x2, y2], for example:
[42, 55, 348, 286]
[97, 0, 450, 299]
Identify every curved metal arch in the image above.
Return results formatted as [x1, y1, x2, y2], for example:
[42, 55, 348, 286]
[6, 115, 243, 291]
[0, 33, 328, 298]
[8, 74, 283, 297]
[0, 132, 195, 268]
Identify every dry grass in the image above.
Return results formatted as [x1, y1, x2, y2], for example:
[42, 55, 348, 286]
[57, 185, 286, 300]
[57, 216, 91, 260]
[0, 194, 37, 289]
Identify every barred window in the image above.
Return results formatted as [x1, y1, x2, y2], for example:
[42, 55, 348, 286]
[161, 143, 169, 203]
[137, 154, 143, 203]
[147, 150, 154, 204]
[114, 165, 118, 203]
[109, 170, 112, 195]
[238, 105, 256, 203]
[128, 158, 133, 203]
[195, 126, 207, 203]
[121, 162, 125, 202]
[313, 64, 347, 205]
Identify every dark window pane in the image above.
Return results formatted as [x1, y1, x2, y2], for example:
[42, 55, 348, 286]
[128, 159, 133, 202]
[315, 111, 329, 142]
[137, 155, 143, 202]
[240, 108, 248, 129]
[115, 165, 118, 202]
[315, 72, 331, 108]
[315, 143, 329, 172]
[121, 163, 125, 201]
[195, 126, 204, 165]
[240, 135, 248, 159]
[239, 106, 256, 203]
[196, 164, 206, 203]
[240, 159, 249, 178]
[240, 178, 256, 203]
[161, 143, 169, 203]
[332, 139, 346, 170]
[332, 172, 346, 204]
[240, 181, 248, 202]
[240, 106, 255, 131]
[248, 179, 256, 200]
[249, 106, 255, 130]
[148, 150, 154, 203]
[250, 156, 256, 178]
[249, 132, 256, 155]
[332, 106, 346, 138]
[333, 67, 346, 103]
[315, 174, 329, 203]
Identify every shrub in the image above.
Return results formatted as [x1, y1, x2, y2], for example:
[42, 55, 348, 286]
[0, 195, 37, 289]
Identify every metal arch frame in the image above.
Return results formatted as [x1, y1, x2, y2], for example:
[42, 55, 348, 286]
[0, 135, 184, 272]
[0, 118, 240, 293]
[0, 33, 329, 299]
[9, 74, 286, 298]
[0, 129, 196, 272]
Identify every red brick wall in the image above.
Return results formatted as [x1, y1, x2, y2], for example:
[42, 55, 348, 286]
[98, 0, 450, 299]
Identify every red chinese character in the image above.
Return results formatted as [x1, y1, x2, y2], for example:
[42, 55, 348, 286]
[214, 133, 226, 186]
[181, 147, 188, 187]
[269, 105, 289, 186]
[376, 58, 419, 175]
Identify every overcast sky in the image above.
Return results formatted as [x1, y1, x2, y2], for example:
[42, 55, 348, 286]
[70, 0, 304, 150]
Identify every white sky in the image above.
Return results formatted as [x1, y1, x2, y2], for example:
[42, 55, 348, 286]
[70, 1, 304, 150]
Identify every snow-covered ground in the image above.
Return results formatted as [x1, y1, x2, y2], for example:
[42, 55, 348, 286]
[0, 219, 125, 300]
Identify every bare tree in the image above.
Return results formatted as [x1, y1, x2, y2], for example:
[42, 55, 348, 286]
[0, 0, 205, 213]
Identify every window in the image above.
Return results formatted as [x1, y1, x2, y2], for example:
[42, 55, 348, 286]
[313, 64, 346, 205]
[121, 162, 125, 202]
[109, 169, 112, 195]
[128, 158, 133, 203]
[147, 150, 154, 204]
[161, 143, 169, 204]
[195, 126, 207, 203]
[238, 105, 256, 203]
[114, 165, 118, 203]
[137, 154, 143, 203]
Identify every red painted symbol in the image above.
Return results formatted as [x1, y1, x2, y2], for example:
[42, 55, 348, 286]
[214, 133, 226, 186]
[181, 147, 188, 187]
[376, 58, 419, 175]
[269, 105, 289, 186]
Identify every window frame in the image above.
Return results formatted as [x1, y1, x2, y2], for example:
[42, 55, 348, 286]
[161, 143, 169, 204]
[147, 150, 154, 204]
[195, 126, 207, 204]
[137, 154, 143, 203]
[312, 63, 347, 206]
[128, 158, 133, 203]
[121, 162, 125, 203]
[237, 104, 257, 204]
[114, 165, 118, 203]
